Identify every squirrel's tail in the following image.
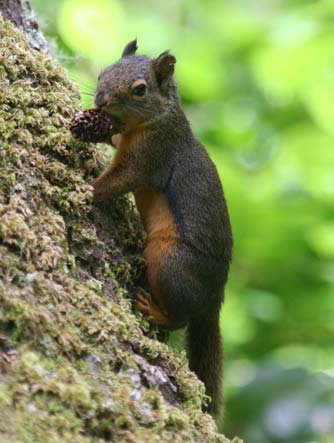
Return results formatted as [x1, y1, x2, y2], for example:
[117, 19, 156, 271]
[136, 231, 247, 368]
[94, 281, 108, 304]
[186, 306, 223, 417]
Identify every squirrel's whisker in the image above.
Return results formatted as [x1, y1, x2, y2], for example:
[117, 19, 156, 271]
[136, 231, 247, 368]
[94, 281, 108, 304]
[70, 76, 95, 93]
[126, 103, 155, 117]
[124, 104, 146, 117]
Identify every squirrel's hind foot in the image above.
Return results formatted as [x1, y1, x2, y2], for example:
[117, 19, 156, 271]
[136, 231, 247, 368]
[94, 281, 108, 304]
[136, 289, 172, 327]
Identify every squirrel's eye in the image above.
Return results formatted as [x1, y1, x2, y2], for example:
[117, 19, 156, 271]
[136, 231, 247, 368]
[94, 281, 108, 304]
[131, 83, 147, 97]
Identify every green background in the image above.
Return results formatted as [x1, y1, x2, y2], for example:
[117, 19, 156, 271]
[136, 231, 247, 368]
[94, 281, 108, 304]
[30, 1, 334, 442]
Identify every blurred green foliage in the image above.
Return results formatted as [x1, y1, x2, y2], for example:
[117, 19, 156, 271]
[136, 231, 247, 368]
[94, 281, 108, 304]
[30, 0, 333, 441]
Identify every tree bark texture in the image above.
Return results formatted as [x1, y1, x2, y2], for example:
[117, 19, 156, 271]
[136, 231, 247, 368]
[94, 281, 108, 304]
[0, 0, 48, 51]
[0, 2, 239, 442]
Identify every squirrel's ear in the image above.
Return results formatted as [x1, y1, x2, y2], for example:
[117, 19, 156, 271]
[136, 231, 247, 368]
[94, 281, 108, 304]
[122, 39, 138, 58]
[153, 51, 176, 89]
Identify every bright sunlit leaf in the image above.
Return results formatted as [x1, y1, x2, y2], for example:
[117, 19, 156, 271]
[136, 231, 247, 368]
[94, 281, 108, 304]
[58, 0, 127, 63]
[307, 224, 334, 259]
[304, 69, 334, 136]
[251, 36, 334, 102]
[175, 32, 226, 102]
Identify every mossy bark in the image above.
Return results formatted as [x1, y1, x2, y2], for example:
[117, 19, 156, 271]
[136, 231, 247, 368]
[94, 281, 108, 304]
[0, 16, 240, 443]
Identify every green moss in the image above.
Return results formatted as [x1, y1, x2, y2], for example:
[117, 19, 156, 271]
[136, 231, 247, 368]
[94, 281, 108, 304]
[0, 384, 12, 408]
[0, 17, 237, 443]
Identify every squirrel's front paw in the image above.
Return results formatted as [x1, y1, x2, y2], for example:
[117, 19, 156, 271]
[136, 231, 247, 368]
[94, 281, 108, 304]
[89, 178, 98, 189]
[89, 180, 108, 202]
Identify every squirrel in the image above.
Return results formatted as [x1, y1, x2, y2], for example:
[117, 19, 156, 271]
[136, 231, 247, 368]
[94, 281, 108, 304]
[85, 39, 233, 416]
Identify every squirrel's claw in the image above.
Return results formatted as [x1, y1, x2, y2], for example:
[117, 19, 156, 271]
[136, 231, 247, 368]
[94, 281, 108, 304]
[136, 290, 171, 327]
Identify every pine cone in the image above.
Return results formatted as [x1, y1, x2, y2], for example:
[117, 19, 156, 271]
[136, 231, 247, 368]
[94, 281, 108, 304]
[69, 109, 123, 143]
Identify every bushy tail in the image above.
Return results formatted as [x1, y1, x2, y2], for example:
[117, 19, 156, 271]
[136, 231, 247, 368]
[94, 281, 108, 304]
[187, 307, 223, 417]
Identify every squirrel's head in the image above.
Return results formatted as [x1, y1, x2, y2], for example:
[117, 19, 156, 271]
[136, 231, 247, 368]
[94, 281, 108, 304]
[95, 39, 177, 128]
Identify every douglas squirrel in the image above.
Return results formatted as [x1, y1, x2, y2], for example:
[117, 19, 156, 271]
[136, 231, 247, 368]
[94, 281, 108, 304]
[70, 40, 233, 416]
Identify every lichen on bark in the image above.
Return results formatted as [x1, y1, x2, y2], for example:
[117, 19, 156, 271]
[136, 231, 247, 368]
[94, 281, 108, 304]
[0, 18, 239, 443]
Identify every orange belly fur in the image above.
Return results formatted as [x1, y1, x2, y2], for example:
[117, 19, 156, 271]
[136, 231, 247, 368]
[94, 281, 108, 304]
[134, 187, 178, 302]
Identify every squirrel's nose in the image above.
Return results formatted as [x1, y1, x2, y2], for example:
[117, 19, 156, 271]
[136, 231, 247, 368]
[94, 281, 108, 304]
[95, 91, 108, 108]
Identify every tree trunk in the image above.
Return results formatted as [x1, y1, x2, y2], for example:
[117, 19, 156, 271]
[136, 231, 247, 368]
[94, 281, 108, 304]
[0, 2, 239, 442]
